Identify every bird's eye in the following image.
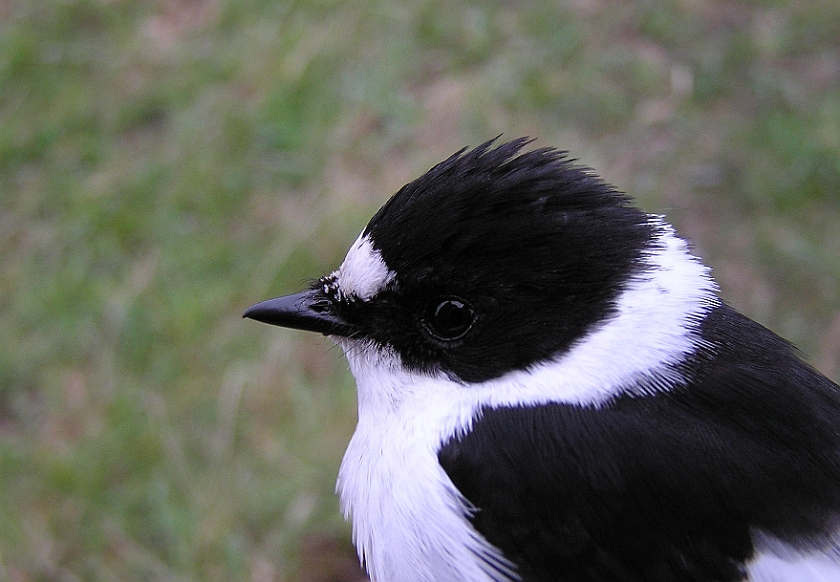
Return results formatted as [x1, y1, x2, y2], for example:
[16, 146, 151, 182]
[422, 297, 476, 342]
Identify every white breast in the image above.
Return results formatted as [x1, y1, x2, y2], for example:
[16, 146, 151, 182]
[336, 344, 515, 582]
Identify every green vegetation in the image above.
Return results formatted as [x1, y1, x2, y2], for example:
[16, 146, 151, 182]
[1, 0, 839, 580]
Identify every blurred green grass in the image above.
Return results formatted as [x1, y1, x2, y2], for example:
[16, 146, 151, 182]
[1, 0, 839, 580]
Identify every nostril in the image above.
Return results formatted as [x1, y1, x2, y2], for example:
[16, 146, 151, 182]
[309, 299, 332, 313]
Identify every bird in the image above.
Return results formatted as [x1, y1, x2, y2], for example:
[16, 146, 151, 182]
[244, 138, 840, 582]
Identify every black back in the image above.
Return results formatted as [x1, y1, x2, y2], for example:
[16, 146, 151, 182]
[439, 304, 840, 581]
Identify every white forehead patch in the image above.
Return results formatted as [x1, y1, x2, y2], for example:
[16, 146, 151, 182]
[332, 234, 396, 301]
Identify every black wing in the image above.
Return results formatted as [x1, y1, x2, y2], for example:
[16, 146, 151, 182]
[438, 305, 840, 582]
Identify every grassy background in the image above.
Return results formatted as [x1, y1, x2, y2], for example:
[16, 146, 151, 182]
[2, 0, 839, 580]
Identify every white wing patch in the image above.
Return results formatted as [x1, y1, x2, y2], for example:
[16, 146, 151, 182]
[331, 234, 395, 301]
[748, 549, 840, 581]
